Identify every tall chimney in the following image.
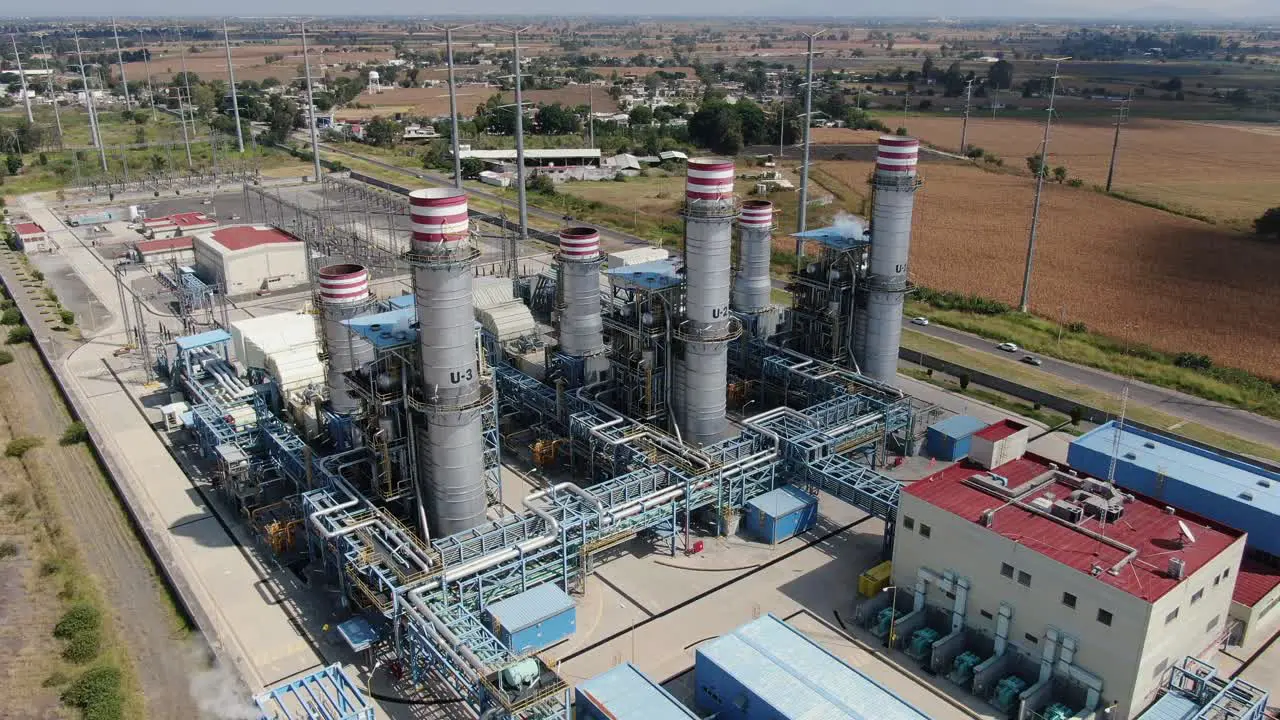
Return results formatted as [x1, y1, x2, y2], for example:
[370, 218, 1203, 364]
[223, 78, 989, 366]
[732, 200, 774, 336]
[555, 227, 608, 385]
[408, 188, 488, 537]
[676, 158, 741, 446]
[316, 263, 375, 415]
[861, 136, 920, 385]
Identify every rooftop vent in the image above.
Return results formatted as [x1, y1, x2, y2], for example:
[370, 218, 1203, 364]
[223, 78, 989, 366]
[1051, 500, 1084, 524]
[1259, 480, 1272, 489]
[1123, 452, 1137, 460]
[1144, 442, 1156, 449]
[1239, 492, 1254, 502]
[1164, 506, 1177, 515]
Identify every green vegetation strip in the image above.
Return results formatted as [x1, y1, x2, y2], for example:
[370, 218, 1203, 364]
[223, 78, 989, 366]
[901, 330, 1279, 463]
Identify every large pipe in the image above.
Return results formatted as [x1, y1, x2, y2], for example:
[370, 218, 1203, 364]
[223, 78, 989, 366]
[316, 263, 375, 415]
[408, 188, 488, 538]
[555, 227, 608, 385]
[861, 136, 920, 385]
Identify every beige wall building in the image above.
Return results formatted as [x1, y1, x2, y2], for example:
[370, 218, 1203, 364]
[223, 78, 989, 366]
[193, 226, 308, 295]
[889, 446, 1245, 720]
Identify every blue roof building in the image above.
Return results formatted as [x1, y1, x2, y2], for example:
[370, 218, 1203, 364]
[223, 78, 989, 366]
[695, 614, 933, 720]
[1068, 422, 1280, 556]
[576, 663, 699, 720]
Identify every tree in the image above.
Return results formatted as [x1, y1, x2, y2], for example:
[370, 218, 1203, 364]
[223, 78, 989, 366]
[1255, 207, 1280, 241]
[1052, 165, 1068, 183]
[364, 116, 399, 148]
[987, 59, 1015, 90]
[4, 155, 21, 176]
[535, 103, 580, 135]
[628, 105, 653, 127]
[734, 99, 768, 146]
[262, 96, 300, 145]
[921, 56, 936, 80]
[1026, 153, 1048, 177]
[688, 100, 743, 155]
[941, 62, 966, 97]
[460, 158, 484, 179]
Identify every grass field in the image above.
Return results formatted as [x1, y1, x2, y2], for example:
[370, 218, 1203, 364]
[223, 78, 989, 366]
[900, 115, 1280, 225]
[817, 159, 1280, 380]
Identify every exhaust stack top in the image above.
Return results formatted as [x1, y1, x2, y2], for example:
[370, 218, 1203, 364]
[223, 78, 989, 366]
[316, 263, 374, 416]
[410, 188, 471, 250]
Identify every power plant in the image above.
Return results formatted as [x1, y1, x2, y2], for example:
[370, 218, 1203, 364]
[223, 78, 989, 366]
[157, 136, 1131, 720]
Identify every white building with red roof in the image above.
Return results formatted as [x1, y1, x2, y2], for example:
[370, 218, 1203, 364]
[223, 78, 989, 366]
[193, 225, 307, 295]
[13, 221, 50, 253]
[133, 236, 196, 265]
[888, 420, 1245, 720]
[142, 211, 218, 236]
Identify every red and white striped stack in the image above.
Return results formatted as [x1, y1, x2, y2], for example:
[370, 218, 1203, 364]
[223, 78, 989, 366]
[409, 188, 470, 249]
[875, 136, 919, 178]
[685, 158, 736, 202]
[317, 263, 370, 305]
[558, 227, 601, 261]
[739, 200, 773, 228]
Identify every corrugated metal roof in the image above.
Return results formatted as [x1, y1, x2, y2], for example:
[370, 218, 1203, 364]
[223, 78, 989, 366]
[387, 294, 415, 309]
[928, 415, 987, 441]
[576, 663, 697, 720]
[486, 583, 574, 632]
[974, 419, 1027, 441]
[1135, 691, 1201, 720]
[473, 277, 516, 310]
[699, 614, 933, 720]
[746, 486, 815, 519]
[1070, 422, 1280, 516]
[1233, 557, 1280, 607]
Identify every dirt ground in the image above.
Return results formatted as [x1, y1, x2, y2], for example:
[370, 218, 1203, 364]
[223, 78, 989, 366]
[337, 84, 620, 120]
[817, 160, 1280, 378]
[0, 252, 202, 718]
[810, 127, 888, 145]
[116, 42, 391, 84]
[900, 115, 1280, 224]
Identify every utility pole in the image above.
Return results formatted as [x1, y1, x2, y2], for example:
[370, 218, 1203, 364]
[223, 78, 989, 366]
[587, 82, 594, 149]
[778, 103, 785, 159]
[176, 28, 194, 169]
[74, 31, 108, 172]
[10, 35, 33, 123]
[505, 26, 532, 242]
[301, 20, 323, 183]
[960, 78, 974, 155]
[38, 38, 63, 148]
[431, 24, 472, 189]
[1105, 90, 1132, 193]
[112, 18, 132, 110]
[140, 30, 157, 120]
[223, 20, 244, 153]
[1018, 57, 1069, 314]
[796, 28, 825, 247]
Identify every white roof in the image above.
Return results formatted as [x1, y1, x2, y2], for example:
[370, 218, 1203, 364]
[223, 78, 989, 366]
[473, 277, 516, 311]
[230, 311, 318, 369]
[457, 148, 602, 161]
[479, 301, 536, 342]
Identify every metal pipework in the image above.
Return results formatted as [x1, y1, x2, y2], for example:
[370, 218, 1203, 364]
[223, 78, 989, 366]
[408, 188, 488, 538]
[316, 263, 375, 415]
[676, 158, 743, 446]
[555, 227, 608, 385]
[861, 136, 921, 385]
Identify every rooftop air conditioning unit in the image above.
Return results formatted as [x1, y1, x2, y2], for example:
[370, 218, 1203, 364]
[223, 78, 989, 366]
[1051, 500, 1084, 524]
[1168, 557, 1186, 580]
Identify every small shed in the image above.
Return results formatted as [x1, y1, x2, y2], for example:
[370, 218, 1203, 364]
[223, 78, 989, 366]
[576, 663, 698, 720]
[13, 222, 49, 253]
[483, 583, 576, 654]
[925, 415, 987, 461]
[744, 486, 818, 544]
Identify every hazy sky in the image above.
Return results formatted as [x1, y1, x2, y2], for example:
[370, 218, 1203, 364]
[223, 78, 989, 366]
[18, 0, 1274, 19]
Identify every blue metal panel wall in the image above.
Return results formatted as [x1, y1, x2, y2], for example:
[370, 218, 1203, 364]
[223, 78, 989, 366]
[696, 649, 758, 720]
[503, 605, 576, 654]
[744, 488, 818, 544]
[1068, 443, 1280, 556]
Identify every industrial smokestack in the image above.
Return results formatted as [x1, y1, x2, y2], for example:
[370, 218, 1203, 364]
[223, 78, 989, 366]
[555, 227, 608, 385]
[408, 188, 488, 538]
[861, 135, 920, 385]
[676, 158, 741, 446]
[732, 200, 774, 336]
[316, 263, 375, 415]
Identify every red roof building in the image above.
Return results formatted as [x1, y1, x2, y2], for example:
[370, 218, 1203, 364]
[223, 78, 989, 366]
[192, 225, 307, 295]
[208, 226, 298, 251]
[891, 450, 1246, 720]
[12, 221, 50, 252]
[14, 222, 45, 237]
[143, 212, 217, 234]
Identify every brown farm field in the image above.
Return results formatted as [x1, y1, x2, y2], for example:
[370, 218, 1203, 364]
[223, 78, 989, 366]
[899, 115, 1280, 225]
[115, 43, 390, 83]
[816, 160, 1280, 378]
[336, 85, 619, 120]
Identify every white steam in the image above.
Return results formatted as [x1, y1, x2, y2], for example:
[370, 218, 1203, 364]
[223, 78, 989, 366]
[185, 641, 262, 720]
[831, 210, 868, 239]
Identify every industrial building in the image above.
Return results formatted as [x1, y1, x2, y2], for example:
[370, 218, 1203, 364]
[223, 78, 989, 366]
[142, 211, 217, 236]
[12, 221, 50, 253]
[886, 422, 1246, 720]
[193, 225, 308, 295]
[1069, 421, 1280, 645]
[695, 614, 935, 720]
[576, 663, 699, 720]
[133, 236, 196, 265]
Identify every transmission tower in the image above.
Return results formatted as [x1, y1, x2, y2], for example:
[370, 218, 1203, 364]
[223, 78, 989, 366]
[1105, 90, 1133, 193]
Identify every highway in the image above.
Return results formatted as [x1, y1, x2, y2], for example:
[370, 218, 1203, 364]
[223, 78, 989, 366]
[317, 141, 1279, 454]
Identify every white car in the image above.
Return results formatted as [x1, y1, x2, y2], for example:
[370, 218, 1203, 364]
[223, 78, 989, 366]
[996, 342, 1019, 353]
[910, 316, 929, 326]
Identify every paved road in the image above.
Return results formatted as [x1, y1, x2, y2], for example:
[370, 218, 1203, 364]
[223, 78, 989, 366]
[320, 143, 1279, 453]
[906, 321, 1280, 450]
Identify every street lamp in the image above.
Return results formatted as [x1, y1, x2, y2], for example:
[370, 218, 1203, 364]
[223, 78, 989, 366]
[881, 584, 899, 649]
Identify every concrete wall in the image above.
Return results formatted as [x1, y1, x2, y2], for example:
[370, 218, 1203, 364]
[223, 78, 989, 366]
[1230, 584, 1280, 646]
[890, 495, 1242, 720]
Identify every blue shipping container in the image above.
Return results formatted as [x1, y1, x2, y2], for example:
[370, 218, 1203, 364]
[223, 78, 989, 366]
[744, 486, 818, 544]
[925, 415, 987, 461]
[483, 583, 576, 654]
